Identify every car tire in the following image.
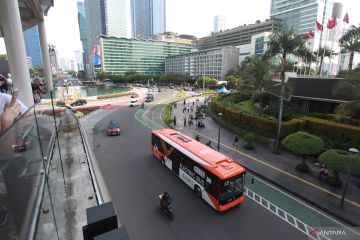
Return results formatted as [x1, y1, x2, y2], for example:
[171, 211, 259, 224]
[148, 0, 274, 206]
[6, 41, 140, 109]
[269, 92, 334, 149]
[194, 185, 202, 198]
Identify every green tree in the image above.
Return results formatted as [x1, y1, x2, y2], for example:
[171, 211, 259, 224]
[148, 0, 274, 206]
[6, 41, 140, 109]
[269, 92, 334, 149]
[226, 75, 243, 89]
[194, 76, 218, 89]
[340, 24, 360, 42]
[318, 149, 360, 181]
[264, 29, 310, 152]
[77, 70, 86, 80]
[316, 47, 332, 75]
[282, 131, 325, 171]
[339, 36, 360, 72]
[238, 55, 272, 108]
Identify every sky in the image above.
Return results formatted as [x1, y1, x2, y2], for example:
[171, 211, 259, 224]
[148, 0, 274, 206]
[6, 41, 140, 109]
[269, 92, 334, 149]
[1, 0, 360, 64]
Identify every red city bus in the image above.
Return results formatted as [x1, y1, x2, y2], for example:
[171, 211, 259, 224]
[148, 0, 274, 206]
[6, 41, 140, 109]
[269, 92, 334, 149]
[151, 129, 246, 212]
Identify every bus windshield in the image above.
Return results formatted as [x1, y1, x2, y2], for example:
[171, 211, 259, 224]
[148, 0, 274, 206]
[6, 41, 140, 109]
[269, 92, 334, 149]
[220, 174, 245, 203]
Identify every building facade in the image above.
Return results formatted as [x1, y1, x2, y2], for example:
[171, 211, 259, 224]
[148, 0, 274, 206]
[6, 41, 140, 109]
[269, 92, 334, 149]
[214, 15, 226, 33]
[131, 0, 166, 39]
[270, 0, 334, 36]
[77, 1, 88, 73]
[199, 18, 282, 49]
[165, 46, 239, 81]
[85, 0, 128, 74]
[23, 25, 42, 67]
[237, 32, 271, 62]
[100, 36, 196, 74]
[153, 32, 196, 44]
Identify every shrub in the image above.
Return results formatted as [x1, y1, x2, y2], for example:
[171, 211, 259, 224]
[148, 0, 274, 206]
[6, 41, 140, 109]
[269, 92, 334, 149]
[244, 133, 255, 150]
[282, 131, 325, 165]
[300, 116, 360, 143]
[318, 149, 360, 178]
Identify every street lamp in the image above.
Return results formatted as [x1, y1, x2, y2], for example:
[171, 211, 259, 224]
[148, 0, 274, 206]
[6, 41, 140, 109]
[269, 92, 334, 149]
[217, 113, 223, 150]
[340, 147, 359, 208]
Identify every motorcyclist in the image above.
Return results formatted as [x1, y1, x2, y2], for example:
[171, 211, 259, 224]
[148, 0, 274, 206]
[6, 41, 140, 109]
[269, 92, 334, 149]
[206, 140, 213, 148]
[141, 102, 145, 109]
[160, 191, 172, 209]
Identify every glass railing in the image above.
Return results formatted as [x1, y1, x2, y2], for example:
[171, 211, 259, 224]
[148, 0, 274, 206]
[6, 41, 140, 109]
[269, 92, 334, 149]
[0, 104, 61, 239]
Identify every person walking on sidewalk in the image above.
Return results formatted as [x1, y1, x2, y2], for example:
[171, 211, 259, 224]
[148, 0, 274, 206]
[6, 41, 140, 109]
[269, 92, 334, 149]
[183, 99, 186, 105]
[173, 116, 177, 126]
[184, 117, 187, 127]
[233, 135, 239, 147]
[195, 134, 200, 142]
[319, 165, 329, 179]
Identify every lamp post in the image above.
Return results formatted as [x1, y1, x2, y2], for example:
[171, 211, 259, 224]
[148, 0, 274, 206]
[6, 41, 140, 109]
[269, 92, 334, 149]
[217, 113, 223, 150]
[340, 147, 359, 208]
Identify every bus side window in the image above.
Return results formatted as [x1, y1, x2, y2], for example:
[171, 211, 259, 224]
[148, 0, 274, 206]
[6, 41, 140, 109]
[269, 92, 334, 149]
[205, 174, 220, 199]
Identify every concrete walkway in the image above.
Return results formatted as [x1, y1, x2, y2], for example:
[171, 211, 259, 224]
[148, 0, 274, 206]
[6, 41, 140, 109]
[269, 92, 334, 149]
[36, 110, 96, 239]
[163, 97, 360, 228]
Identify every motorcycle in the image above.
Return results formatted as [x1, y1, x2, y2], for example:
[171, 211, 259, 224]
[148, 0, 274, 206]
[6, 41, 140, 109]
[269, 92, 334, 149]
[158, 194, 174, 220]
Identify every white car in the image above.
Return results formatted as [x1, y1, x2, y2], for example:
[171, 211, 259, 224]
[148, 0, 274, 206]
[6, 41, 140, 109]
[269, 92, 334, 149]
[192, 92, 202, 97]
[129, 99, 138, 107]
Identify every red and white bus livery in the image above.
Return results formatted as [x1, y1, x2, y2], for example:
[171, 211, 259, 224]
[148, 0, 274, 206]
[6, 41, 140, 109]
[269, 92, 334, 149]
[151, 129, 246, 212]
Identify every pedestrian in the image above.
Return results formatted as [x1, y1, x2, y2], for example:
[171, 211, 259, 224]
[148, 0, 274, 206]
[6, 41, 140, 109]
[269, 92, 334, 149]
[206, 141, 213, 148]
[187, 108, 189, 113]
[183, 107, 186, 113]
[184, 117, 187, 127]
[191, 106, 194, 112]
[183, 99, 186, 105]
[195, 135, 200, 142]
[173, 116, 176, 126]
[192, 101, 195, 106]
[319, 165, 329, 179]
[233, 135, 239, 147]
[170, 106, 172, 113]
[174, 102, 177, 109]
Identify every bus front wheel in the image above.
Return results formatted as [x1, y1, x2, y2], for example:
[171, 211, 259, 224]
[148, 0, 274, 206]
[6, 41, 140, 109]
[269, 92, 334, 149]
[194, 185, 202, 198]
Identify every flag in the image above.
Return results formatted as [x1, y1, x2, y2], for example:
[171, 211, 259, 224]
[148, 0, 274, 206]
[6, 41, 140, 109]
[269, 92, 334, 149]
[316, 21, 323, 31]
[307, 30, 315, 38]
[327, 17, 337, 29]
[343, 12, 349, 24]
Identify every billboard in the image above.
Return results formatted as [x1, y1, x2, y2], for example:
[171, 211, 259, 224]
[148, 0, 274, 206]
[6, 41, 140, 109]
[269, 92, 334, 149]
[92, 44, 101, 69]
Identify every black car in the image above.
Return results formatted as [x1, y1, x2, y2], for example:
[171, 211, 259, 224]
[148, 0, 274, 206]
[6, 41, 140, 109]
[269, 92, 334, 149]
[56, 101, 66, 107]
[70, 99, 87, 106]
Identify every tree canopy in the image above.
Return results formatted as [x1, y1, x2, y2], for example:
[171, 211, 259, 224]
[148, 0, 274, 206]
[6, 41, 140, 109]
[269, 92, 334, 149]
[282, 131, 325, 157]
[318, 149, 360, 176]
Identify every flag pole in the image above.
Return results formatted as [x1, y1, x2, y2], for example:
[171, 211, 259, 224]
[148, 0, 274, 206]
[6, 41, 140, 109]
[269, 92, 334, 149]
[320, 27, 329, 76]
[315, 0, 328, 77]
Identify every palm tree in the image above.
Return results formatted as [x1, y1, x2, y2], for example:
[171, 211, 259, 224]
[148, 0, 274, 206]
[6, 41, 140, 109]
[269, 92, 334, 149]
[340, 37, 360, 71]
[315, 47, 332, 75]
[238, 55, 272, 108]
[340, 24, 360, 42]
[264, 29, 310, 153]
[333, 78, 360, 119]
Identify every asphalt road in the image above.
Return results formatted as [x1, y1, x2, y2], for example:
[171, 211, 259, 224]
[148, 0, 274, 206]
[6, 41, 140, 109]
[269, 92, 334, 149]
[92, 93, 306, 240]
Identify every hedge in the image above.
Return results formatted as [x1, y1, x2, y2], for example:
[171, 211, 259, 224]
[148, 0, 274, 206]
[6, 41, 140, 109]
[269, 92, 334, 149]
[97, 91, 134, 99]
[300, 117, 360, 143]
[211, 101, 302, 138]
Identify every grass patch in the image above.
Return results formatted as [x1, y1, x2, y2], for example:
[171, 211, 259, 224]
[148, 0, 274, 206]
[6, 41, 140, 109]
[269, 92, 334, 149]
[200, 90, 216, 96]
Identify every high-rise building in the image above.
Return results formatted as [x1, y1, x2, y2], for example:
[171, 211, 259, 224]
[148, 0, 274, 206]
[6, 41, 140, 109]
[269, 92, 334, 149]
[199, 18, 282, 49]
[77, 1, 88, 73]
[270, 0, 334, 36]
[75, 49, 83, 71]
[23, 25, 43, 67]
[131, 0, 166, 39]
[214, 15, 226, 33]
[85, 0, 128, 74]
[100, 36, 196, 74]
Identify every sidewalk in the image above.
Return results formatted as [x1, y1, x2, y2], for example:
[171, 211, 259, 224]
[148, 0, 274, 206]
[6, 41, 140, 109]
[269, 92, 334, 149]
[166, 97, 360, 227]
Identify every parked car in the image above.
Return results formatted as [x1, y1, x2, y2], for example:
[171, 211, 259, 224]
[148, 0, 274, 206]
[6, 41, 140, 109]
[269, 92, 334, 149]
[70, 99, 87, 106]
[56, 101, 66, 107]
[106, 120, 121, 136]
[129, 99, 138, 107]
[12, 140, 31, 152]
